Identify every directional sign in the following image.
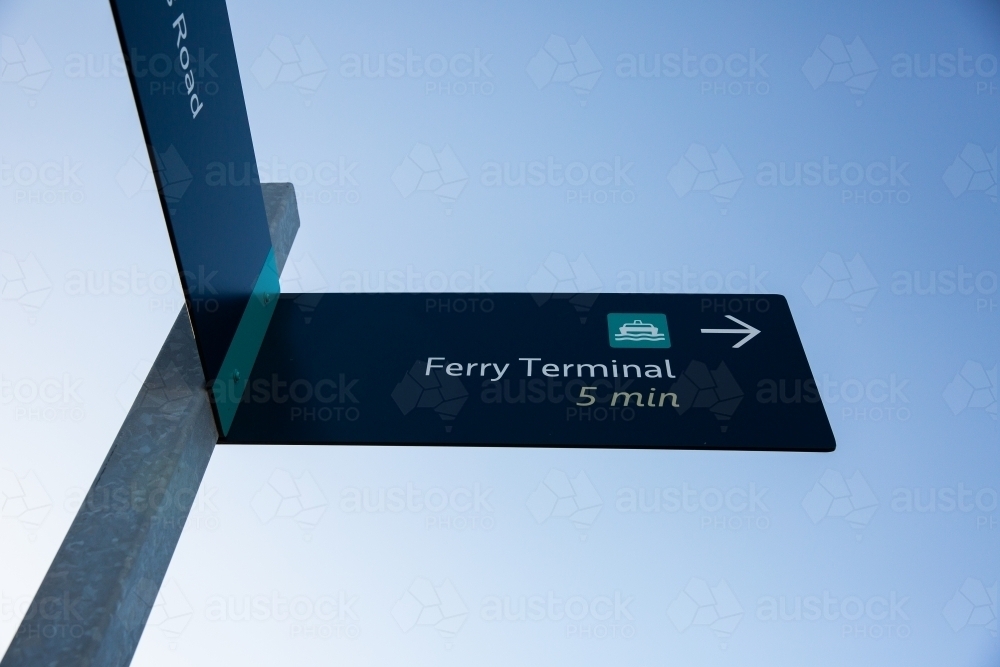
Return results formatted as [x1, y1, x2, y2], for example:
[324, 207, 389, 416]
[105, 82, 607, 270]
[221, 293, 835, 451]
[106, 0, 834, 453]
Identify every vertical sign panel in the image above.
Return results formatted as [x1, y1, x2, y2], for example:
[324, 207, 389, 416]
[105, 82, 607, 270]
[109, 0, 277, 432]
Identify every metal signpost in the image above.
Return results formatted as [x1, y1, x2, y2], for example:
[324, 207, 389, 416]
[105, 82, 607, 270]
[1, 0, 834, 664]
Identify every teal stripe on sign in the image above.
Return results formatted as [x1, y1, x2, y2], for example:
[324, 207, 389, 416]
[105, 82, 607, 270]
[212, 248, 280, 435]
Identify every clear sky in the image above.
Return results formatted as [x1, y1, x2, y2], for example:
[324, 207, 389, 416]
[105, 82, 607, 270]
[0, 0, 998, 665]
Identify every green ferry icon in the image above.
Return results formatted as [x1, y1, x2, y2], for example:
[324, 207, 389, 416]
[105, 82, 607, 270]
[615, 319, 665, 341]
[607, 313, 671, 348]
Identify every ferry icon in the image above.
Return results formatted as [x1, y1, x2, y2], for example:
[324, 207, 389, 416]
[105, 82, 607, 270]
[615, 320, 665, 342]
[607, 313, 671, 348]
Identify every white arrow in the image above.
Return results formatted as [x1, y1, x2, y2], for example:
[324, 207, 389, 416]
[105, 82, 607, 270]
[701, 315, 760, 348]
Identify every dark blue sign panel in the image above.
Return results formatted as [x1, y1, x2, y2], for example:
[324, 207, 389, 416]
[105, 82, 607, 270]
[107, 0, 834, 451]
[110, 0, 277, 432]
[222, 293, 835, 451]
